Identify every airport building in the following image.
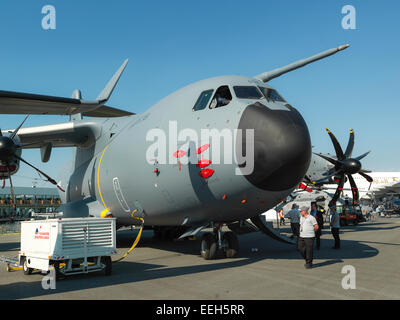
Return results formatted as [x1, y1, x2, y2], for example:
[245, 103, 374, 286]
[0, 187, 61, 221]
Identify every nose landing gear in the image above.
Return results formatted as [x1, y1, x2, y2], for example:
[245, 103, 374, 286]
[200, 224, 239, 260]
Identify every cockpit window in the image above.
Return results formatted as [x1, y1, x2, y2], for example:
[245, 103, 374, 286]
[233, 86, 263, 100]
[209, 86, 232, 109]
[258, 87, 286, 102]
[193, 89, 214, 111]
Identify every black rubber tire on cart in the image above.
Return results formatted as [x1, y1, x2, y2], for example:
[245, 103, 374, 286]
[102, 256, 112, 276]
[23, 258, 33, 275]
[222, 232, 239, 258]
[53, 261, 65, 280]
[200, 233, 217, 260]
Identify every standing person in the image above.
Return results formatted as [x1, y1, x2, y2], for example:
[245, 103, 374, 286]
[278, 209, 285, 226]
[311, 204, 325, 250]
[310, 203, 318, 217]
[284, 204, 300, 238]
[330, 206, 341, 249]
[298, 206, 319, 269]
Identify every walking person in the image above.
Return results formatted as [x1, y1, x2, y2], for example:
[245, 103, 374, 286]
[284, 204, 300, 238]
[298, 206, 319, 269]
[330, 206, 341, 249]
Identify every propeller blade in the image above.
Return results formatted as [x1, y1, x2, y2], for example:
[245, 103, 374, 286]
[12, 154, 65, 192]
[355, 150, 371, 161]
[314, 153, 339, 166]
[326, 128, 345, 160]
[10, 115, 30, 139]
[344, 128, 355, 158]
[312, 170, 342, 184]
[328, 174, 345, 207]
[359, 171, 373, 183]
[347, 174, 359, 205]
[6, 166, 16, 210]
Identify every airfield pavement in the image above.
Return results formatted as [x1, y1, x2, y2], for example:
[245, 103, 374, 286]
[0, 216, 399, 300]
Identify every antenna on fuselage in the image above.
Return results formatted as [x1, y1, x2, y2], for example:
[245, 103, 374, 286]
[255, 44, 350, 83]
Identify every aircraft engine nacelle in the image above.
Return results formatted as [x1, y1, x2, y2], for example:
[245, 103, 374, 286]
[0, 134, 22, 178]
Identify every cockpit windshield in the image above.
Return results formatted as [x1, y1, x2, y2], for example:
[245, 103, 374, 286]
[233, 86, 263, 100]
[258, 87, 286, 102]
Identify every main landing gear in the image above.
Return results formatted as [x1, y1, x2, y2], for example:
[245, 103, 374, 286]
[200, 224, 239, 260]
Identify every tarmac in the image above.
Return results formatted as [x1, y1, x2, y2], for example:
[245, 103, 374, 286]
[0, 216, 399, 300]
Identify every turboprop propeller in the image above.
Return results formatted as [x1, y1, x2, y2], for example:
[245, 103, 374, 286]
[314, 128, 373, 206]
[0, 115, 64, 209]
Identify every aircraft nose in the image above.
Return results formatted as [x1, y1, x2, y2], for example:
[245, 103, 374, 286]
[236, 103, 311, 191]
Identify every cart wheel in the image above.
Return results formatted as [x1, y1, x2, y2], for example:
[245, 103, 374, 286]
[53, 262, 65, 280]
[102, 256, 112, 276]
[23, 259, 32, 275]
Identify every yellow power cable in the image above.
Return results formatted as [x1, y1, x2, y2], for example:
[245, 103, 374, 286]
[113, 216, 144, 263]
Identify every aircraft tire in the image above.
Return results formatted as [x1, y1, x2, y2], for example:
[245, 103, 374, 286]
[222, 232, 239, 258]
[200, 233, 217, 260]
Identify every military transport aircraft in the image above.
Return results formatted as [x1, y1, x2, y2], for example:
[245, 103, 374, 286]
[0, 44, 357, 259]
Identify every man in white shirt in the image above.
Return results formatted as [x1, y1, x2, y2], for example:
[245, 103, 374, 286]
[284, 204, 300, 238]
[298, 206, 319, 269]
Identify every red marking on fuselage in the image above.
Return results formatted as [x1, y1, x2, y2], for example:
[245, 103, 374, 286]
[196, 144, 210, 154]
[199, 168, 214, 179]
[196, 159, 212, 168]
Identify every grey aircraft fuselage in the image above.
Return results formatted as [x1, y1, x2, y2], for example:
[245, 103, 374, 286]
[60, 75, 311, 228]
[1, 45, 349, 236]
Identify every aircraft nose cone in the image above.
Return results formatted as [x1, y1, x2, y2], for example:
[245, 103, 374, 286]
[236, 103, 311, 191]
[341, 158, 361, 174]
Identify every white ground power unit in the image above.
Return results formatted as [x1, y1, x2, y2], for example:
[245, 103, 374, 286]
[19, 218, 117, 277]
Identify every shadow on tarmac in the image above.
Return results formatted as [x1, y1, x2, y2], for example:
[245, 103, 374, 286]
[0, 226, 380, 300]
[0, 241, 20, 253]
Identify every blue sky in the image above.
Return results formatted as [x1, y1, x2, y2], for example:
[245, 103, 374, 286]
[0, 0, 399, 187]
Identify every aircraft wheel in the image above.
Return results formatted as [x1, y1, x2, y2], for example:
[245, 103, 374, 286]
[222, 232, 239, 258]
[23, 258, 32, 275]
[200, 233, 217, 260]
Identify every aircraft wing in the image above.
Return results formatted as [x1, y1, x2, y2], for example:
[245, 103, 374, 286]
[0, 59, 133, 117]
[3, 121, 102, 149]
[372, 181, 400, 199]
[0, 90, 133, 117]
